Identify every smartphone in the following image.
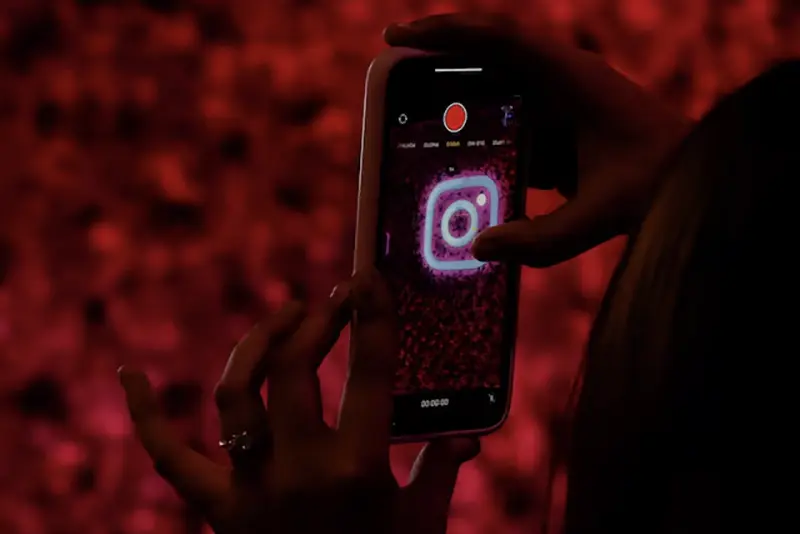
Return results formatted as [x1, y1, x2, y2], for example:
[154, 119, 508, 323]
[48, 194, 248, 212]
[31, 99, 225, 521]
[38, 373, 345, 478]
[354, 48, 528, 441]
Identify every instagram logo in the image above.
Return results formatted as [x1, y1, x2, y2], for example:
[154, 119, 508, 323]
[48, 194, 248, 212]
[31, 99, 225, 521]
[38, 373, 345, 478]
[422, 174, 500, 273]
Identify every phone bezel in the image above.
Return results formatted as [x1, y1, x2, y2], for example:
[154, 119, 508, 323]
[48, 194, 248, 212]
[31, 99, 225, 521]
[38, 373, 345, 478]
[354, 48, 528, 442]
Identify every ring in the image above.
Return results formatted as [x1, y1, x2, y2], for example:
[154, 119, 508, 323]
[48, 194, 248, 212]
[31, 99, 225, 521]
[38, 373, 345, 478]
[218, 430, 257, 453]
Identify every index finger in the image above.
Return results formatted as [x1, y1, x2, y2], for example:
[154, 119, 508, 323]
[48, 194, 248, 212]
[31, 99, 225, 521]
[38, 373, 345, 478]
[268, 284, 353, 443]
[119, 367, 230, 504]
[337, 270, 398, 467]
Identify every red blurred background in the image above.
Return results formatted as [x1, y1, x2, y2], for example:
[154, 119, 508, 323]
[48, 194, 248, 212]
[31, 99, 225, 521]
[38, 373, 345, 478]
[0, 1, 795, 533]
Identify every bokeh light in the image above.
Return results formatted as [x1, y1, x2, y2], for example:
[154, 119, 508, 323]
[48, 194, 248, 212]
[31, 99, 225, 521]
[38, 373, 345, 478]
[0, 1, 796, 533]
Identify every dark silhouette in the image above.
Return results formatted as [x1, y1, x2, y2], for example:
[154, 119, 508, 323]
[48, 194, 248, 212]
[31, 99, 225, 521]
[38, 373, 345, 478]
[566, 59, 800, 534]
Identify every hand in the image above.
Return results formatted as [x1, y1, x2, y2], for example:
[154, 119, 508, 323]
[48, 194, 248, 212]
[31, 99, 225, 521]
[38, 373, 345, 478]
[385, 13, 693, 266]
[119, 270, 479, 534]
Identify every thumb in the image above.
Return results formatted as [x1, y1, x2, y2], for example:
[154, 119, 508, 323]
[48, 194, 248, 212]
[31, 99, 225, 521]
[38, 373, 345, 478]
[403, 438, 480, 533]
[473, 182, 636, 267]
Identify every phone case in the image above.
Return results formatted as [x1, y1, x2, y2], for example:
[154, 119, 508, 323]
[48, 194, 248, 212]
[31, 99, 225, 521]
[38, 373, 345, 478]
[353, 47, 424, 275]
[353, 48, 515, 443]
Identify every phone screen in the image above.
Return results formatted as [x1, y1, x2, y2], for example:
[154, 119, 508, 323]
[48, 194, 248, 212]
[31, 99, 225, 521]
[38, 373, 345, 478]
[377, 56, 525, 438]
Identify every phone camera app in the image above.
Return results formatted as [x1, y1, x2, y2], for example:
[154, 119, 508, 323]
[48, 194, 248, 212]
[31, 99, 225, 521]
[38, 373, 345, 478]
[422, 174, 500, 273]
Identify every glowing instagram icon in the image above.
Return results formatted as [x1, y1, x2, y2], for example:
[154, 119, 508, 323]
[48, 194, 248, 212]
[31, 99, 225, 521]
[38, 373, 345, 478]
[422, 175, 500, 272]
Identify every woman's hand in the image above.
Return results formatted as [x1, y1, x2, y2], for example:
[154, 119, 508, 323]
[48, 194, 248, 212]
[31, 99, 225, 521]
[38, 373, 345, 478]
[119, 270, 478, 534]
[385, 13, 693, 266]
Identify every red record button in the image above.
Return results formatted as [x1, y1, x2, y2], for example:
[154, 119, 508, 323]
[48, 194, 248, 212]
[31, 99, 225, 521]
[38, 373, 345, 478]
[444, 102, 467, 133]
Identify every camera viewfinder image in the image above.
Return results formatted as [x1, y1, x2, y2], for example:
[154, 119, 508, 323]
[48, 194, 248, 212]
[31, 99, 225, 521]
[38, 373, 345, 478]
[421, 174, 500, 274]
[378, 97, 521, 393]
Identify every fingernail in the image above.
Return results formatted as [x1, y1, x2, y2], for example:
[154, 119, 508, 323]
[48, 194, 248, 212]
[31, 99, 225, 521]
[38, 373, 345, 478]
[385, 22, 414, 39]
[117, 365, 130, 385]
[117, 366, 134, 394]
[471, 235, 494, 260]
[329, 281, 352, 307]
